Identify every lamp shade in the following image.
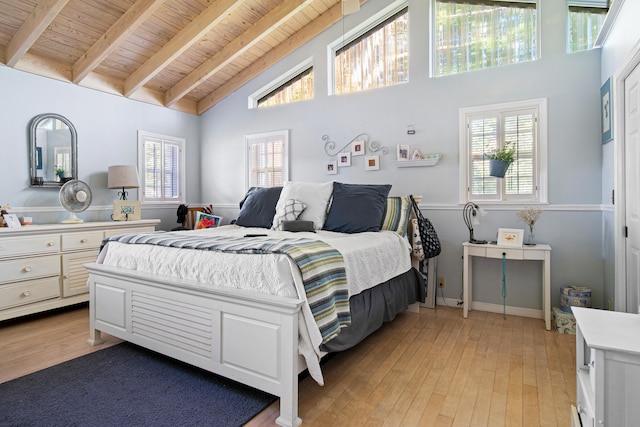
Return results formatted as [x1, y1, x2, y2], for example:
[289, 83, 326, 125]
[108, 165, 140, 189]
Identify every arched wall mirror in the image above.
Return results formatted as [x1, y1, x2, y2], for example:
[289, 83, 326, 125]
[29, 113, 78, 187]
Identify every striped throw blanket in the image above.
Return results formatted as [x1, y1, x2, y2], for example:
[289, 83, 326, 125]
[102, 232, 350, 343]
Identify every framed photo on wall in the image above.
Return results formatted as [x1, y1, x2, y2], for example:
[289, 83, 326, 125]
[601, 77, 613, 144]
[338, 152, 351, 167]
[351, 140, 365, 156]
[112, 200, 141, 221]
[325, 160, 337, 175]
[365, 155, 379, 170]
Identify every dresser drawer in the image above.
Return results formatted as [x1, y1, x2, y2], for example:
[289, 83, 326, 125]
[0, 235, 59, 258]
[0, 276, 60, 310]
[61, 231, 104, 251]
[486, 247, 524, 260]
[0, 255, 60, 284]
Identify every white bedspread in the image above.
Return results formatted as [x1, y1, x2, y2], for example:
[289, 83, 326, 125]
[97, 225, 412, 384]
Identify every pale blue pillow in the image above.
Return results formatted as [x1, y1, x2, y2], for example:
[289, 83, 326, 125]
[323, 182, 392, 233]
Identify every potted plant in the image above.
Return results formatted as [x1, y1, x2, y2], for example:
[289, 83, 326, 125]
[485, 143, 515, 178]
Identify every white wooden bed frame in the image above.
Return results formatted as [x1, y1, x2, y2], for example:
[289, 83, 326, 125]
[85, 262, 304, 427]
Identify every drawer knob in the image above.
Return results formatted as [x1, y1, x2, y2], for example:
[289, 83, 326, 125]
[589, 360, 595, 368]
[22, 290, 31, 297]
[47, 241, 55, 247]
[80, 239, 87, 243]
[23, 266, 32, 272]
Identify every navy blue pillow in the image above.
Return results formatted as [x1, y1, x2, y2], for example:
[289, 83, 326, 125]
[323, 182, 392, 233]
[235, 187, 282, 228]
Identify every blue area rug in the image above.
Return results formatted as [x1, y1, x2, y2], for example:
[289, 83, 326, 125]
[0, 342, 276, 427]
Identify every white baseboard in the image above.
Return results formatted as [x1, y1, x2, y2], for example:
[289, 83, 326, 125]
[435, 297, 543, 320]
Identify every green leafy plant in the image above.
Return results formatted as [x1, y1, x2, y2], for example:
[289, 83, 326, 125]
[485, 143, 516, 163]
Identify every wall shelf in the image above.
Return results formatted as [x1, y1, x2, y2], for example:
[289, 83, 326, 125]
[393, 154, 441, 168]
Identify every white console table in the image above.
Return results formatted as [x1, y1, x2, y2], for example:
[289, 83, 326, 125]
[462, 242, 552, 330]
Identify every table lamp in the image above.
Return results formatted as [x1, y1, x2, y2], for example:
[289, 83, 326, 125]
[463, 202, 487, 244]
[108, 165, 140, 200]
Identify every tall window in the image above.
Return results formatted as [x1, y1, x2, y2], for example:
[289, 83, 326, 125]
[434, 0, 537, 77]
[567, 4, 607, 53]
[330, 2, 408, 95]
[459, 99, 547, 203]
[138, 131, 185, 204]
[245, 130, 289, 188]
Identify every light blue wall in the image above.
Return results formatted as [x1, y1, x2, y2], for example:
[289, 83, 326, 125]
[0, 65, 200, 230]
[0, 0, 610, 312]
[598, 0, 640, 309]
[200, 0, 605, 309]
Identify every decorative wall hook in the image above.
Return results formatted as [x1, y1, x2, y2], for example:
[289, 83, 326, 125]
[323, 133, 389, 157]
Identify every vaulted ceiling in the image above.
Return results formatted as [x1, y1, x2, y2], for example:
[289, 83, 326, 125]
[0, 0, 363, 115]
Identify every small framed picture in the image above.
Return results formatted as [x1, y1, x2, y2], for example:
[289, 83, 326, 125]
[3, 213, 22, 228]
[601, 77, 613, 144]
[325, 160, 337, 175]
[497, 228, 524, 247]
[365, 155, 380, 171]
[397, 144, 410, 161]
[112, 200, 141, 221]
[338, 152, 351, 167]
[194, 211, 222, 229]
[351, 140, 365, 156]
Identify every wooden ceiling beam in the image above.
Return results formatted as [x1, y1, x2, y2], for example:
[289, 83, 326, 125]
[197, 0, 359, 114]
[164, 0, 314, 107]
[73, 0, 166, 84]
[5, 0, 70, 67]
[123, 0, 243, 97]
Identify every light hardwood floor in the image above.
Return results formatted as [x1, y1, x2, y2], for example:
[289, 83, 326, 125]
[0, 304, 576, 426]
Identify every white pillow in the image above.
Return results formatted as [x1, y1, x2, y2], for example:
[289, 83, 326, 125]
[272, 199, 307, 231]
[272, 181, 333, 230]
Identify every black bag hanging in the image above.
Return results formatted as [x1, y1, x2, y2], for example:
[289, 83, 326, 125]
[409, 195, 442, 258]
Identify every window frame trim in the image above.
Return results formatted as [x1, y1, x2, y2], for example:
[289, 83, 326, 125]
[244, 129, 290, 191]
[248, 58, 314, 109]
[137, 130, 186, 206]
[458, 97, 548, 205]
[327, 0, 408, 96]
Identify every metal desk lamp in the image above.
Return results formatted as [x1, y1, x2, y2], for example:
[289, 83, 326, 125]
[463, 202, 488, 244]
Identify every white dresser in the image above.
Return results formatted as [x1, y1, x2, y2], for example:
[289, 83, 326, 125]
[572, 307, 640, 427]
[0, 220, 159, 321]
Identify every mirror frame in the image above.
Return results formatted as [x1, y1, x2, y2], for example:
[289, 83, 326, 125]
[29, 113, 78, 188]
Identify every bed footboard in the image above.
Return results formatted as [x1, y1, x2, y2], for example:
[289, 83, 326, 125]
[85, 263, 304, 427]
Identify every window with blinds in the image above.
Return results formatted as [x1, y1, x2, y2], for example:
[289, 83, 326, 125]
[138, 131, 185, 204]
[568, 5, 607, 53]
[434, 0, 537, 77]
[332, 4, 409, 95]
[461, 99, 546, 203]
[245, 130, 289, 188]
[257, 67, 313, 108]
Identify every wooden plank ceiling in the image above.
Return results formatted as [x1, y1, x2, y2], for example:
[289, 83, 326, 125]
[0, 0, 360, 115]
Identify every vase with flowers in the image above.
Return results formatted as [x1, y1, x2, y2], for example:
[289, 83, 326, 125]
[516, 207, 542, 245]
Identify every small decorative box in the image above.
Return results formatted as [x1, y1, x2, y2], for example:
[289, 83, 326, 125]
[553, 306, 576, 335]
[559, 286, 592, 313]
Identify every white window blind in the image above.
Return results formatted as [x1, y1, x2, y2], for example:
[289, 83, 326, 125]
[333, 5, 409, 95]
[245, 130, 289, 188]
[434, 0, 537, 77]
[461, 99, 547, 203]
[138, 131, 185, 204]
